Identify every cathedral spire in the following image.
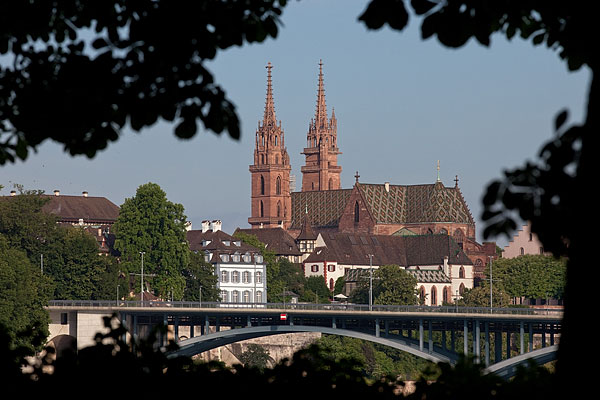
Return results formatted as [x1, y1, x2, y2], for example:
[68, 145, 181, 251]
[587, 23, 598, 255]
[263, 62, 277, 126]
[315, 59, 327, 128]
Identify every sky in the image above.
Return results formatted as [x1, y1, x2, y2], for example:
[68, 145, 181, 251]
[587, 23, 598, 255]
[0, 1, 591, 248]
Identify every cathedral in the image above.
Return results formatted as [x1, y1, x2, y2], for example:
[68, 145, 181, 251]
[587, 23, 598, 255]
[247, 61, 496, 276]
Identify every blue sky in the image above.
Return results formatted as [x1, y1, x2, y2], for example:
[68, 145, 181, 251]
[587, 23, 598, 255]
[1, 1, 591, 247]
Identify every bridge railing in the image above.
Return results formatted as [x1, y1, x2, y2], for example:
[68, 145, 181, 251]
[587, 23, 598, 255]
[47, 300, 563, 317]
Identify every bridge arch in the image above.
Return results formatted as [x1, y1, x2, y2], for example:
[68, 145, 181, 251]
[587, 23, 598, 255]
[168, 325, 456, 365]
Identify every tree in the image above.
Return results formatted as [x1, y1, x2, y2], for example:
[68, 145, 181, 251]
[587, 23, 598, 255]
[112, 182, 189, 300]
[491, 255, 566, 303]
[238, 344, 274, 371]
[457, 286, 511, 308]
[0, 234, 52, 353]
[182, 250, 219, 302]
[0, 1, 288, 164]
[350, 265, 418, 306]
[300, 276, 331, 303]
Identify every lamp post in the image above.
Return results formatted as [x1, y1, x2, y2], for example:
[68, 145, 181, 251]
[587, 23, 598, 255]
[367, 254, 374, 311]
[139, 251, 145, 305]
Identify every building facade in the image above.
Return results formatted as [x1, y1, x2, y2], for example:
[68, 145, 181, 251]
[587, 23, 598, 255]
[187, 221, 267, 304]
[302, 233, 474, 306]
[502, 222, 549, 258]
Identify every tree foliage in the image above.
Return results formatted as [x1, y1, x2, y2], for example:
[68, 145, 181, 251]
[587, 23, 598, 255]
[491, 255, 566, 301]
[0, 234, 51, 353]
[351, 265, 418, 306]
[113, 182, 189, 300]
[0, 1, 288, 164]
[182, 250, 219, 302]
[238, 343, 273, 371]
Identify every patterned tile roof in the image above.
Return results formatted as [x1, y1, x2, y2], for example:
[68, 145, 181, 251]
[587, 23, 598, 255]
[290, 189, 352, 229]
[343, 266, 451, 284]
[358, 182, 474, 225]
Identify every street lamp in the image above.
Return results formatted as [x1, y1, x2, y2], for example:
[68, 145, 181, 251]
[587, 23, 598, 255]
[367, 254, 374, 311]
[140, 251, 145, 305]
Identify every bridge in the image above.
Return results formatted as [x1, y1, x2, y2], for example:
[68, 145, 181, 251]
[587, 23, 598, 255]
[47, 300, 562, 379]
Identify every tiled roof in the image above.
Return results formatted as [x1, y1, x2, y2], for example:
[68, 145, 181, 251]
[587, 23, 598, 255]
[40, 194, 119, 223]
[306, 233, 472, 267]
[358, 182, 474, 225]
[234, 227, 301, 255]
[290, 189, 352, 229]
[343, 267, 451, 284]
[187, 229, 259, 254]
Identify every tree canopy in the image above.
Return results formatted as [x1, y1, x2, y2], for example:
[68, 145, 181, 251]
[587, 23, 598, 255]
[350, 265, 418, 306]
[0, 1, 288, 164]
[112, 182, 189, 300]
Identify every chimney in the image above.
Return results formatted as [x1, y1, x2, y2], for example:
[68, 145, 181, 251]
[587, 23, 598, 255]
[54, 190, 60, 196]
[201, 220, 210, 233]
[82, 191, 88, 197]
[384, 182, 390, 193]
[10, 190, 16, 196]
[211, 220, 222, 232]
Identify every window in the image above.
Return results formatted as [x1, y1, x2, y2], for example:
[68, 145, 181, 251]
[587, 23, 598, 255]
[354, 201, 360, 223]
[243, 253, 251, 263]
[243, 271, 251, 283]
[221, 290, 228, 302]
[459, 283, 466, 295]
[255, 271, 263, 284]
[443, 286, 451, 304]
[276, 176, 281, 195]
[329, 278, 334, 291]
[60, 313, 68, 325]
[327, 264, 335, 272]
[260, 176, 265, 195]
[459, 266, 465, 279]
[277, 201, 281, 217]
[232, 291, 239, 303]
[256, 291, 263, 303]
[220, 254, 229, 262]
[231, 271, 240, 283]
[419, 286, 426, 303]
[232, 254, 240, 262]
[260, 201, 264, 218]
[520, 247, 525, 255]
[255, 255, 263, 264]
[431, 286, 437, 306]
[243, 290, 251, 303]
[220, 270, 229, 283]
[311, 265, 319, 272]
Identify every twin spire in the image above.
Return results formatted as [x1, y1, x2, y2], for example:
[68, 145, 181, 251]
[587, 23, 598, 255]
[262, 60, 336, 131]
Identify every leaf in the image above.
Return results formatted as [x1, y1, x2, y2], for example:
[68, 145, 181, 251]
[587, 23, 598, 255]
[554, 109, 568, 131]
[174, 118, 197, 139]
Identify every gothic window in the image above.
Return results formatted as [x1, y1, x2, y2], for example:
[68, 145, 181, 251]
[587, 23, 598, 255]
[459, 266, 465, 279]
[275, 155, 279, 164]
[260, 176, 265, 195]
[459, 283, 466, 295]
[520, 247, 525, 255]
[443, 286, 451, 304]
[274, 135, 278, 146]
[277, 201, 281, 217]
[475, 259, 483, 267]
[431, 286, 437, 306]
[329, 278, 334, 291]
[276, 176, 281, 195]
[260, 201, 264, 217]
[419, 286, 426, 304]
[440, 228, 448, 235]
[354, 201, 360, 223]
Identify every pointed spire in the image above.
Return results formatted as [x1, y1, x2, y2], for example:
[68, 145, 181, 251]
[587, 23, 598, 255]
[315, 59, 328, 128]
[263, 62, 277, 126]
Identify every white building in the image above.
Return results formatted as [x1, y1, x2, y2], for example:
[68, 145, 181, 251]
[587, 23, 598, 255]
[302, 233, 474, 306]
[187, 220, 267, 304]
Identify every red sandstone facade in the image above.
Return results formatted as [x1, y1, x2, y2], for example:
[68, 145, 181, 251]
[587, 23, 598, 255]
[248, 63, 292, 229]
